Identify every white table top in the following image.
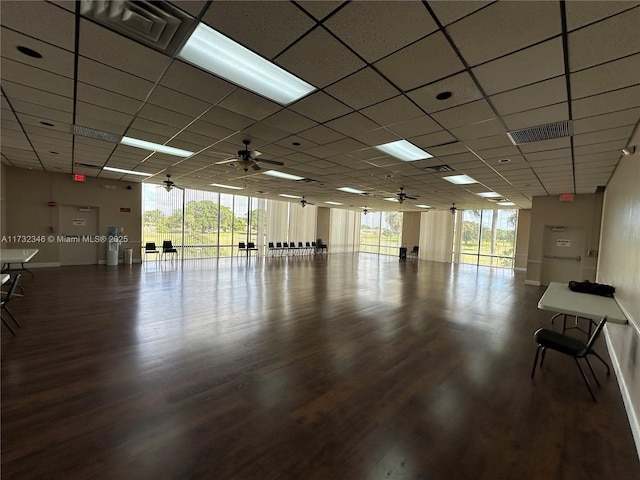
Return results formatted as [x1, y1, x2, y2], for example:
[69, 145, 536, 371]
[0, 248, 39, 263]
[538, 282, 627, 325]
[1, 274, 9, 285]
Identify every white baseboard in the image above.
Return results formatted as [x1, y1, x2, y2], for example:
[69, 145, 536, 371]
[524, 279, 541, 286]
[514, 267, 527, 272]
[27, 262, 61, 269]
[604, 326, 640, 462]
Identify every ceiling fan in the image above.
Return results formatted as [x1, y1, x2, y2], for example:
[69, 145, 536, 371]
[396, 187, 418, 204]
[215, 139, 284, 172]
[362, 206, 370, 215]
[300, 196, 315, 208]
[162, 174, 176, 192]
[450, 203, 458, 215]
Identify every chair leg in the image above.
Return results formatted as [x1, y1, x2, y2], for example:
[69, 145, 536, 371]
[531, 345, 542, 378]
[3, 305, 20, 327]
[584, 356, 600, 387]
[574, 358, 596, 402]
[540, 347, 547, 367]
[590, 352, 611, 375]
[1, 314, 17, 336]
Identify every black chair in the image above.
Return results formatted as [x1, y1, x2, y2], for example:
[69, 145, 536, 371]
[531, 316, 609, 401]
[316, 239, 328, 254]
[144, 242, 159, 262]
[275, 242, 284, 256]
[267, 242, 276, 256]
[237, 242, 247, 256]
[1, 273, 22, 336]
[408, 245, 419, 258]
[247, 242, 259, 256]
[161, 240, 178, 260]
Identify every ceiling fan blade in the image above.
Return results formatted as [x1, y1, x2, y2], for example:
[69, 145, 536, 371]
[255, 158, 284, 166]
[406, 195, 418, 200]
[252, 163, 261, 171]
[214, 158, 238, 165]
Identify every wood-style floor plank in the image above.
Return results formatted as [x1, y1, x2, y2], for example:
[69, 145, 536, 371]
[2, 255, 639, 480]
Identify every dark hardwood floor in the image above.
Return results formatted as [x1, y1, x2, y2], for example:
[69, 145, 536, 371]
[2, 254, 639, 480]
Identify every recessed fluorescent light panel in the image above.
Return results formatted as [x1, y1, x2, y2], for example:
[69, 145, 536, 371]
[384, 197, 399, 202]
[263, 170, 304, 181]
[178, 23, 316, 105]
[279, 194, 302, 199]
[211, 183, 242, 190]
[416, 204, 431, 208]
[337, 187, 365, 194]
[325, 201, 343, 205]
[476, 192, 502, 198]
[497, 201, 516, 206]
[103, 166, 152, 177]
[374, 140, 432, 161]
[120, 137, 193, 158]
[443, 174, 478, 185]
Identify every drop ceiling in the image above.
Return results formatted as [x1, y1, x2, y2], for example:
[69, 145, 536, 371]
[1, 1, 639, 212]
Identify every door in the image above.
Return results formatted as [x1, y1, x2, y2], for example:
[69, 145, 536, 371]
[541, 226, 582, 285]
[59, 206, 99, 265]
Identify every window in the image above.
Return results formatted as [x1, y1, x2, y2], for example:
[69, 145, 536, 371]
[359, 211, 402, 256]
[455, 209, 518, 268]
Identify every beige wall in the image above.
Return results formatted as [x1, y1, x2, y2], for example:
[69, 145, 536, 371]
[1, 163, 7, 236]
[3, 166, 142, 263]
[514, 209, 531, 271]
[526, 193, 603, 285]
[401, 211, 421, 248]
[316, 206, 330, 244]
[598, 126, 640, 455]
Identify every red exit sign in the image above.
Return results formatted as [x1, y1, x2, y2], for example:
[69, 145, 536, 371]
[559, 193, 574, 202]
[73, 174, 86, 182]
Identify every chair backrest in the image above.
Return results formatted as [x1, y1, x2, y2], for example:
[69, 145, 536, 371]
[317, 238, 324, 246]
[584, 316, 608, 353]
[162, 240, 173, 249]
[298, 242, 304, 248]
[306, 242, 311, 247]
[239, 242, 246, 248]
[276, 242, 282, 248]
[145, 242, 157, 251]
[312, 241, 317, 247]
[268, 242, 274, 248]
[411, 246, 419, 254]
[248, 242, 256, 249]
[2, 273, 22, 305]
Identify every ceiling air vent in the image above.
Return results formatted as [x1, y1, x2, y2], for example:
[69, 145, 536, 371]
[74, 125, 122, 143]
[507, 121, 571, 145]
[424, 164, 453, 173]
[80, 0, 194, 54]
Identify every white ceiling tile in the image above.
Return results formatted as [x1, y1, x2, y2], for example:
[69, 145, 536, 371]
[490, 77, 568, 116]
[572, 84, 640, 119]
[568, 9, 640, 72]
[77, 83, 144, 115]
[449, 118, 506, 141]
[325, 68, 398, 110]
[297, 125, 345, 145]
[407, 71, 484, 114]
[360, 96, 424, 127]
[503, 103, 569, 131]
[565, 1, 637, 31]
[325, 112, 380, 137]
[429, 1, 493, 27]
[160, 61, 236, 105]
[324, 1, 438, 63]
[78, 58, 154, 100]
[262, 109, 318, 135]
[375, 32, 465, 91]
[296, 1, 344, 21]
[1, 29, 74, 78]
[79, 20, 172, 82]
[570, 54, 640, 99]
[1, 58, 73, 98]
[409, 130, 458, 149]
[289, 92, 352, 123]
[446, 1, 561, 66]
[473, 38, 565, 95]
[275, 27, 366, 89]
[199, 107, 255, 131]
[0, 1, 75, 50]
[203, 1, 315, 59]
[572, 108, 640, 134]
[573, 125, 635, 147]
[432, 99, 495, 129]
[386, 116, 442, 139]
[216, 89, 282, 121]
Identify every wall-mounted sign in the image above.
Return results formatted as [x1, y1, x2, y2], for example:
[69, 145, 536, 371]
[72, 218, 86, 226]
[559, 193, 574, 202]
[556, 239, 571, 247]
[73, 174, 86, 182]
[120, 207, 131, 213]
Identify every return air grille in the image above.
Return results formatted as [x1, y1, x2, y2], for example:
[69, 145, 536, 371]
[424, 164, 453, 173]
[80, 0, 194, 54]
[74, 125, 122, 143]
[507, 121, 571, 145]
